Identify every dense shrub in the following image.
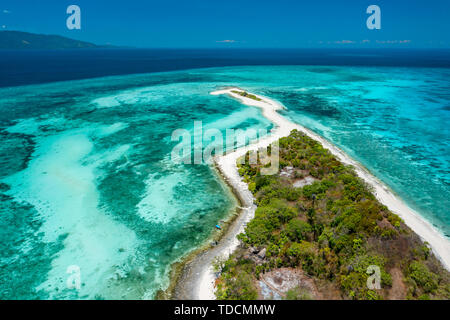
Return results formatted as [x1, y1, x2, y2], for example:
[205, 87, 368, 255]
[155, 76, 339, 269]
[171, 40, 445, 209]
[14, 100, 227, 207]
[216, 130, 449, 300]
[407, 261, 438, 294]
[286, 219, 312, 241]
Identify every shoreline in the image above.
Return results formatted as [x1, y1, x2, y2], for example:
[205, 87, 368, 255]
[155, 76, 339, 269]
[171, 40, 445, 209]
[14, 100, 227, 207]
[171, 163, 250, 299]
[174, 87, 450, 300]
[168, 165, 243, 299]
[163, 166, 242, 300]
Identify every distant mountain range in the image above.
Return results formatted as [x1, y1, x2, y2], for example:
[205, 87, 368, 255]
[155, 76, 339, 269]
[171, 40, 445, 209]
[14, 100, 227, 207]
[0, 31, 113, 49]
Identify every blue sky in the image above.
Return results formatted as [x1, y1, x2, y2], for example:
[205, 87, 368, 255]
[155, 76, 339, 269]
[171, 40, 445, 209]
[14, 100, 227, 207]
[1, 0, 449, 48]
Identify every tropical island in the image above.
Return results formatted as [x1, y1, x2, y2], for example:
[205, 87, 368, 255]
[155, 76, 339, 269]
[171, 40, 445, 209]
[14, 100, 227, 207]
[1, 0, 449, 304]
[173, 88, 450, 301]
[0, 31, 110, 49]
[215, 129, 449, 300]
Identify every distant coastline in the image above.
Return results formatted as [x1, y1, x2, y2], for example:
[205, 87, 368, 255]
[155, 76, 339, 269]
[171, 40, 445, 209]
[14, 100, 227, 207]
[0, 30, 119, 50]
[174, 87, 450, 300]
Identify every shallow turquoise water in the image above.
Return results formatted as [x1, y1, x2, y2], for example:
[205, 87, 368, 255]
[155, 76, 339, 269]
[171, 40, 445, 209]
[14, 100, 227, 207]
[0, 66, 448, 299]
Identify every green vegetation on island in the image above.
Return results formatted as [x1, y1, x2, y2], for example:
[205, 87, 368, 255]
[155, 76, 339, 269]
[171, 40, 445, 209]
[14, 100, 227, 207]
[215, 130, 450, 300]
[0, 31, 109, 49]
[231, 90, 262, 101]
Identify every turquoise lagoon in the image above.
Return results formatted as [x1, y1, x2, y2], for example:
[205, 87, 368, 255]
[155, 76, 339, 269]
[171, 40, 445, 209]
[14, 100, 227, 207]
[0, 66, 449, 299]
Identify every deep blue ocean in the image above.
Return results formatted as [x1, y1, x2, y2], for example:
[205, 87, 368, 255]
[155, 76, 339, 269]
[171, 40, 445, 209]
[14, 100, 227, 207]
[0, 49, 449, 299]
[1, 48, 450, 87]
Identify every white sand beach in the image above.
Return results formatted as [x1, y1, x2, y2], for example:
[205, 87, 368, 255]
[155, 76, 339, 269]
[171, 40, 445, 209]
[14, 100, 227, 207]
[187, 87, 450, 300]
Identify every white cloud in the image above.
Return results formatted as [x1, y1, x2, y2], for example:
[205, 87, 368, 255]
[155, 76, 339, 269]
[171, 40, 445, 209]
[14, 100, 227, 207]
[216, 40, 237, 43]
[334, 40, 356, 44]
[376, 40, 412, 44]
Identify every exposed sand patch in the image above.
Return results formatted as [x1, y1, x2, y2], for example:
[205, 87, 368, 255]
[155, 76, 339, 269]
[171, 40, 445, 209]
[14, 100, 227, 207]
[293, 176, 318, 188]
[259, 268, 320, 300]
